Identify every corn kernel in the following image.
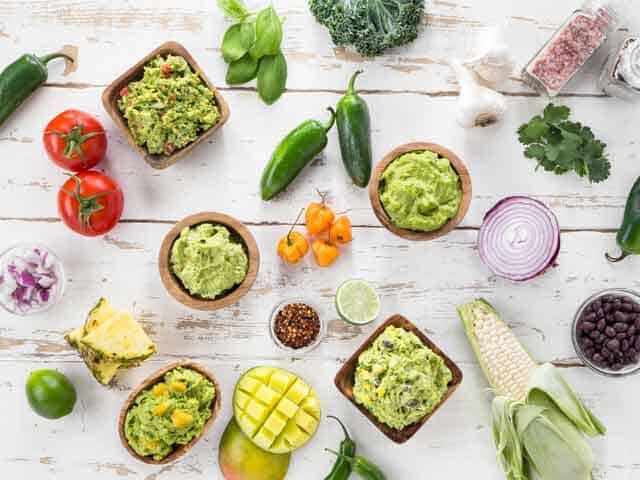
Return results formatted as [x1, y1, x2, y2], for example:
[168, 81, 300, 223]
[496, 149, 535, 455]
[170, 381, 187, 393]
[171, 410, 193, 428]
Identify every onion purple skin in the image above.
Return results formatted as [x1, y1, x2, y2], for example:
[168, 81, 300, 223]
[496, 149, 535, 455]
[478, 196, 561, 282]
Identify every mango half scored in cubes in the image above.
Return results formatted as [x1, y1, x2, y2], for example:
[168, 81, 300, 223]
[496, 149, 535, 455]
[233, 367, 321, 454]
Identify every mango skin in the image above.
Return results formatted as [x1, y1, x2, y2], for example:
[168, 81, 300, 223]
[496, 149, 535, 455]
[219, 418, 290, 480]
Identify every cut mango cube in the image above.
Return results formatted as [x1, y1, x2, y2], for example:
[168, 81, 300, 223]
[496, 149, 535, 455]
[152, 383, 169, 397]
[171, 410, 193, 428]
[233, 367, 321, 454]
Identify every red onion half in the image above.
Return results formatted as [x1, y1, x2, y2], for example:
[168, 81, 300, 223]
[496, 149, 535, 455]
[478, 196, 560, 282]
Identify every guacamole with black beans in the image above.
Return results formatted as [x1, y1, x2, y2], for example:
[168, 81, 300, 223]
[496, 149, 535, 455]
[353, 325, 452, 430]
[117, 55, 220, 156]
[124, 367, 216, 461]
[379, 150, 462, 232]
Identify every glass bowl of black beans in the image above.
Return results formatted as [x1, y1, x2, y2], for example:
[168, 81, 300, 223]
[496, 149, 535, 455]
[572, 289, 640, 376]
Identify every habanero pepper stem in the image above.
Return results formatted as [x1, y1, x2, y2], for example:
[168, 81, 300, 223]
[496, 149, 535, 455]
[324, 449, 386, 480]
[606, 176, 640, 263]
[260, 107, 336, 201]
[323, 416, 356, 480]
[0, 52, 74, 128]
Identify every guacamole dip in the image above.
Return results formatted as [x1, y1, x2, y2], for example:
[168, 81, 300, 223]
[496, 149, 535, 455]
[353, 325, 452, 430]
[170, 223, 248, 299]
[379, 150, 462, 232]
[124, 367, 215, 460]
[117, 55, 220, 155]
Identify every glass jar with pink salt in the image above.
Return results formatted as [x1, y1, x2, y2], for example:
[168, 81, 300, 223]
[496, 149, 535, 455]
[522, 0, 616, 97]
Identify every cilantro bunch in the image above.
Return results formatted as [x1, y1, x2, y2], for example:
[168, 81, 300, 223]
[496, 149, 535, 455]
[217, 0, 287, 105]
[517, 103, 611, 183]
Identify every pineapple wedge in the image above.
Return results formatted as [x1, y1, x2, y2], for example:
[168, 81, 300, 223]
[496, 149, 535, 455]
[84, 298, 117, 334]
[458, 299, 537, 401]
[80, 310, 156, 363]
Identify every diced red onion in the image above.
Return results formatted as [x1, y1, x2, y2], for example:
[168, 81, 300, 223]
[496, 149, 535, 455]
[478, 196, 560, 282]
[0, 244, 64, 315]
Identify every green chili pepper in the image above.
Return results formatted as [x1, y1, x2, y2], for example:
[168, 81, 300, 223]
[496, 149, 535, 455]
[0, 52, 74, 128]
[325, 449, 386, 480]
[260, 107, 336, 200]
[336, 70, 372, 188]
[323, 416, 356, 480]
[606, 176, 640, 263]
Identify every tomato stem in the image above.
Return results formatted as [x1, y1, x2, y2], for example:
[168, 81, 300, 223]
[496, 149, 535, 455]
[287, 208, 305, 246]
[46, 125, 105, 166]
[63, 174, 113, 233]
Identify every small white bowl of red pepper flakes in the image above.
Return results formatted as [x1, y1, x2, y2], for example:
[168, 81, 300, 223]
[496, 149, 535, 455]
[269, 299, 325, 354]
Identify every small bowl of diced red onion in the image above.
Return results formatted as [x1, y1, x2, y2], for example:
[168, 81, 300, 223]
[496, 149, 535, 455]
[0, 244, 65, 316]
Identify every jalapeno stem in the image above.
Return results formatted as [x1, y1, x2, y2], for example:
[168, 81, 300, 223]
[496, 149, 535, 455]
[38, 52, 75, 65]
[327, 415, 351, 440]
[324, 107, 336, 132]
[347, 70, 363, 95]
[605, 251, 629, 263]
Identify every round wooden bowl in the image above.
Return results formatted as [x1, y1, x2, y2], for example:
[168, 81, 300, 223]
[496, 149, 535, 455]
[118, 361, 222, 465]
[159, 212, 260, 311]
[369, 142, 472, 241]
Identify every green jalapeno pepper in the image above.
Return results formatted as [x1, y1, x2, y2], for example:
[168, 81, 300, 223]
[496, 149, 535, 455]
[0, 52, 74, 128]
[323, 416, 356, 480]
[260, 107, 336, 200]
[325, 449, 386, 480]
[606, 176, 640, 263]
[336, 70, 372, 188]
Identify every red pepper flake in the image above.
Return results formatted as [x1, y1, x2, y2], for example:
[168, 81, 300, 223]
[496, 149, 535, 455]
[163, 142, 176, 155]
[119, 86, 129, 97]
[527, 9, 610, 93]
[273, 303, 320, 349]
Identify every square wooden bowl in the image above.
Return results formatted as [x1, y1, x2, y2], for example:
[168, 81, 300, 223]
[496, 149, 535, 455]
[102, 41, 230, 170]
[335, 314, 463, 443]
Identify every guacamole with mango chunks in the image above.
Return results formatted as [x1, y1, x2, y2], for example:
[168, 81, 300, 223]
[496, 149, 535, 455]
[170, 223, 248, 300]
[124, 367, 216, 461]
[353, 325, 452, 430]
[117, 54, 220, 156]
[379, 150, 462, 232]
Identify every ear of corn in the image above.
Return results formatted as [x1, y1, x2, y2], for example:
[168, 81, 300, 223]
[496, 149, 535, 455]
[458, 298, 536, 400]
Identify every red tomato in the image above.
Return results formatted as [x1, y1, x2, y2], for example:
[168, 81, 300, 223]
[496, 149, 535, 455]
[58, 171, 124, 237]
[44, 110, 107, 172]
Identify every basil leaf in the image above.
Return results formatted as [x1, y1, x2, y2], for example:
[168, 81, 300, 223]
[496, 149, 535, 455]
[226, 54, 259, 85]
[217, 0, 248, 20]
[249, 6, 282, 59]
[257, 52, 287, 105]
[222, 22, 255, 63]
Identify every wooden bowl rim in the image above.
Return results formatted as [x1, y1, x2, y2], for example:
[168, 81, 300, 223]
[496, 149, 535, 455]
[334, 314, 463, 444]
[368, 142, 472, 241]
[118, 361, 222, 465]
[158, 212, 260, 311]
[101, 40, 230, 170]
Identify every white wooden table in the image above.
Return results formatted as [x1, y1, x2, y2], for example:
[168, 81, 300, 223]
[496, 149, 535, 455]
[1, 1, 639, 478]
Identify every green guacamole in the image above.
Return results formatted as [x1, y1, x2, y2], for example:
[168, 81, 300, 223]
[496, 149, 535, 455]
[124, 367, 215, 461]
[117, 55, 220, 155]
[379, 150, 462, 232]
[353, 325, 452, 430]
[170, 223, 248, 300]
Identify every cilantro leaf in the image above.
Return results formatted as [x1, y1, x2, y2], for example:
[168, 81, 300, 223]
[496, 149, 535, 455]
[517, 103, 611, 184]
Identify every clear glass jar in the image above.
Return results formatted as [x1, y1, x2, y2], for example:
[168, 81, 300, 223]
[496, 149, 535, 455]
[599, 36, 640, 100]
[522, 0, 616, 97]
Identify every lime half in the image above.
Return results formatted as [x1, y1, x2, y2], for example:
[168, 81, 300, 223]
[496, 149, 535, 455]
[336, 280, 380, 325]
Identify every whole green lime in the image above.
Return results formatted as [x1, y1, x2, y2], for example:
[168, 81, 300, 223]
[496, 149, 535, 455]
[26, 370, 77, 419]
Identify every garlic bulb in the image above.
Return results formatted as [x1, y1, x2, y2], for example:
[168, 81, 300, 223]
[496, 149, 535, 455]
[463, 26, 515, 85]
[448, 59, 507, 128]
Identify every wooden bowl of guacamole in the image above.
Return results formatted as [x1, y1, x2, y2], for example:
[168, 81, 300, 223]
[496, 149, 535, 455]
[369, 142, 472, 241]
[118, 361, 221, 464]
[159, 212, 260, 311]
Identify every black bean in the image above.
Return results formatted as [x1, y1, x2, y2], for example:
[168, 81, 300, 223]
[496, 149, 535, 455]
[635, 337, 640, 351]
[611, 363, 623, 371]
[603, 294, 614, 303]
[595, 335, 604, 344]
[622, 339, 630, 351]
[604, 304, 613, 313]
[585, 312, 596, 322]
[614, 311, 627, 323]
[593, 300, 602, 311]
[635, 317, 640, 330]
[597, 319, 606, 331]
[583, 322, 596, 332]
[593, 353, 603, 363]
[628, 326, 636, 337]
[614, 322, 629, 332]
[582, 338, 594, 348]
[613, 300, 622, 310]
[601, 347, 611, 358]
[589, 330, 600, 339]
[585, 348, 595, 358]
[622, 302, 634, 313]
[633, 303, 640, 313]
[606, 314, 616, 324]
[596, 308, 605, 319]
[617, 333, 627, 341]
[605, 326, 616, 338]
[607, 339, 620, 351]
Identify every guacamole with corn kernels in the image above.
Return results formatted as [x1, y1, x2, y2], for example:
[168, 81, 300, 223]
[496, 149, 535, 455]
[353, 325, 452, 430]
[124, 367, 215, 461]
[117, 55, 220, 156]
[379, 150, 462, 232]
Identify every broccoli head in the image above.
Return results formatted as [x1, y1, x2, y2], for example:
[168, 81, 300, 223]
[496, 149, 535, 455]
[309, 0, 425, 57]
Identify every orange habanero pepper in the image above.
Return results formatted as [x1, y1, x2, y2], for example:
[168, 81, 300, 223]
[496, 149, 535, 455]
[306, 191, 335, 235]
[312, 239, 340, 267]
[329, 216, 353, 244]
[278, 209, 309, 264]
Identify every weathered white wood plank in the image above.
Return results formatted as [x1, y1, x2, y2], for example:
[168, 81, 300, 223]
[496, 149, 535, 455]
[0, 0, 637, 94]
[0, 89, 638, 229]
